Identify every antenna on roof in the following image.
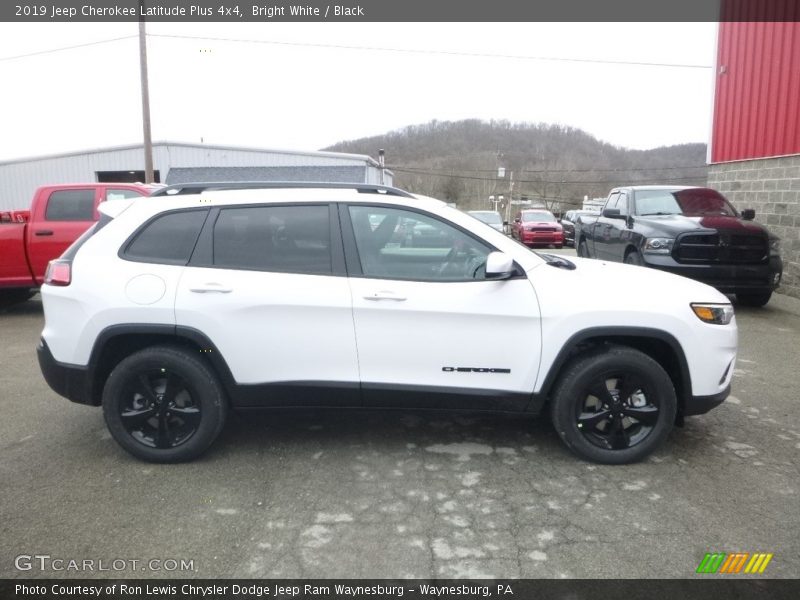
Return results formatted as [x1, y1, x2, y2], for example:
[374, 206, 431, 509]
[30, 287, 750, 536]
[378, 149, 385, 186]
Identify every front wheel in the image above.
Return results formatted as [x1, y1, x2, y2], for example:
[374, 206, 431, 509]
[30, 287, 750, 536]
[102, 346, 227, 463]
[550, 346, 677, 464]
[736, 291, 772, 307]
[624, 250, 644, 266]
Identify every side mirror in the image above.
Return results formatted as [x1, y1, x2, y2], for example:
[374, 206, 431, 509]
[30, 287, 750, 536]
[602, 207, 625, 219]
[741, 208, 755, 220]
[514, 217, 521, 223]
[485, 251, 515, 280]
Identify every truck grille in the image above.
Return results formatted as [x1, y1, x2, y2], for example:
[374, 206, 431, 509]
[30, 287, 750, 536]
[674, 232, 768, 264]
[528, 227, 556, 232]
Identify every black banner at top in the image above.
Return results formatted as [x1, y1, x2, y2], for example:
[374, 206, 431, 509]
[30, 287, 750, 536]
[1, 0, 795, 23]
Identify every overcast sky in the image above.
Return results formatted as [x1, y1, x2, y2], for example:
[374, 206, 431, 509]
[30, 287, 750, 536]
[0, 22, 717, 162]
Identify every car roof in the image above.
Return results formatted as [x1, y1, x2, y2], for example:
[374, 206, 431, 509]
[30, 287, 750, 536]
[610, 185, 701, 192]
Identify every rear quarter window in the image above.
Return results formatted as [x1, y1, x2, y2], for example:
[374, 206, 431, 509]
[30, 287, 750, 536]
[123, 210, 208, 265]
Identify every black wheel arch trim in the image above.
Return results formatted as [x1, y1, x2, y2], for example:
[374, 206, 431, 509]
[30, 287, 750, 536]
[535, 326, 693, 413]
[81, 324, 238, 406]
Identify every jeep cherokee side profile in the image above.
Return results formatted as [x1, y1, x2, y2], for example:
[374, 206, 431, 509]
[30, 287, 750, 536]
[38, 183, 737, 464]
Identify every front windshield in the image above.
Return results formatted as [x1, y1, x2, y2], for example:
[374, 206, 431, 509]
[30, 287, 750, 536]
[635, 189, 737, 217]
[471, 212, 502, 225]
[522, 211, 556, 223]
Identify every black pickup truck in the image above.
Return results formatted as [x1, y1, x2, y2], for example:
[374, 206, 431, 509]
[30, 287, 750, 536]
[575, 186, 783, 306]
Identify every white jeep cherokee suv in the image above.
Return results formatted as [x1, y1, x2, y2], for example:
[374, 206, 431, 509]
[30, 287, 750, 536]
[38, 183, 737, 464]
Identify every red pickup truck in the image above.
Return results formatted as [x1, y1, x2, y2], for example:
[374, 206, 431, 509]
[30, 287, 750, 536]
[0, 183, 159, 308]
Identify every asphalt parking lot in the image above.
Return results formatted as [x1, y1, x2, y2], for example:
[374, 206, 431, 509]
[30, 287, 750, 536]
[1, 262, 799, 579]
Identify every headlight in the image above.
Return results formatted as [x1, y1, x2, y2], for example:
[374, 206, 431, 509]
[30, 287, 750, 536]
[644, 237, 675, 254]
[690, 303, 734, 325]
[769, 238, 781, 255]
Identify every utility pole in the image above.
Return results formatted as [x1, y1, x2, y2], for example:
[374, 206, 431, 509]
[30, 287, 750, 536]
[138, 4, 154, 184]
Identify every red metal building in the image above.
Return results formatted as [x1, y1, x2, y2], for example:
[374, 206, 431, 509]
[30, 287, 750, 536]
[708, 4, 800, 299]
[711, 16, 800, 163]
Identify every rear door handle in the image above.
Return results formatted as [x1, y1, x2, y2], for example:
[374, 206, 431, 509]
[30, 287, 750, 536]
[364, 291, 407, 301]
[34, 230, 54, 236]
[189, 283, 233, 294]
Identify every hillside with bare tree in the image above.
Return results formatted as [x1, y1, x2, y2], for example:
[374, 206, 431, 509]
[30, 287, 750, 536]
[326, 119, 708, 213]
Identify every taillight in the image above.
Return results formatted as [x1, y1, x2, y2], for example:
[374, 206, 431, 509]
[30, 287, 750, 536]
[44, 260, 71, 286]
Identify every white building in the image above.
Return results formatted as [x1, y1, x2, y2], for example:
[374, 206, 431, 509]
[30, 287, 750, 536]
[0, 142, 393, 210]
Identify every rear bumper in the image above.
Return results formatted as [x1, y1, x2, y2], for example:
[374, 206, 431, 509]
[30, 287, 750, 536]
[684, 384, 730, 416]
[37, 338, 94, 405]
[642, 254, 783, 293]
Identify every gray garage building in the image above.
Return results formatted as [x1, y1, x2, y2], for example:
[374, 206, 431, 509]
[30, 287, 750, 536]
[0, 142, 393, 211]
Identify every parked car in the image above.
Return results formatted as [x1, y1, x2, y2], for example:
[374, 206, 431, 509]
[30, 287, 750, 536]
[39, 182, 736, 464]
[468, 210, 505, 233]
[0, 182, 160, 309]
[575, 186, 783, 307]
[510, 209, 563, 248]
[560, 209, 599, 247]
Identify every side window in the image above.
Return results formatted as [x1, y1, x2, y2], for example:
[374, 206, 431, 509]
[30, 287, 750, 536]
[617, 193, 629, 216]
[106, 189, 144, 201]
[213, 205, 331, 274]
[604, 193, 620, 212]
[45, 189, 95, 221]
[348, 205, 491, 282]
[124, 210, 207, 264]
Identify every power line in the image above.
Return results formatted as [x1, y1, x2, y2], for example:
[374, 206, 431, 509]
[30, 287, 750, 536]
[390, 166, 706, 185]
[0, 35, 138, 62]
[147, 33, 713, 70]
[388, 163, 709, 175]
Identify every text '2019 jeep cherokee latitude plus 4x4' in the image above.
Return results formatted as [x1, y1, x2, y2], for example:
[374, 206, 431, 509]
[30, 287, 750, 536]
[38, 183, 737, 464]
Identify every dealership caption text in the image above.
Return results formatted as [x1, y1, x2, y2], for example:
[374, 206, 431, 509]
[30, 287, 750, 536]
[15, 584, 511, 598]
[14, 3, 366, 18]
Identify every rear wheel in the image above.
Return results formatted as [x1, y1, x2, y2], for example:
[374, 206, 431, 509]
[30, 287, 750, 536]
[0, 289, 35, 310]
[736, 291, 772, 307]
[102, 346, 227, 463]
[577, 239, 589, 257]
[550, 346, 677, 464]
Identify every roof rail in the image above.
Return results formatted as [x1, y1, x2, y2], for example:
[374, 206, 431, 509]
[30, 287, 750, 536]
[149, 181, 415, 198]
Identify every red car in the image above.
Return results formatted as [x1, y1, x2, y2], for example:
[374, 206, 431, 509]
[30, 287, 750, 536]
[511, 209, 564, 248]
[0, 182, 159, 308]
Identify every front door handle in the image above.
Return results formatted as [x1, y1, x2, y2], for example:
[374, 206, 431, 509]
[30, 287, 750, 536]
[189, 283, 233, 294]
[34, 230, 54, 236]
[364, 291, 407, 302]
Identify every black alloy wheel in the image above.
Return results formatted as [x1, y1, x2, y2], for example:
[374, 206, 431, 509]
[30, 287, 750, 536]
[103, 346, 227, 462]
[550, 345, 677, 464]
[119, 370, 201, 449]
[575, 373, 659, 451]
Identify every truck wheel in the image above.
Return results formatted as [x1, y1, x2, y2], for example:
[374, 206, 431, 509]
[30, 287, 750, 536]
[550, 346, 677, 464]
[736, 291, 772, 307]
[624, 250, 644, 266]
[102, 346, 227, 463]
[577, 239, 589, 257]
[0, 289, 35, 311]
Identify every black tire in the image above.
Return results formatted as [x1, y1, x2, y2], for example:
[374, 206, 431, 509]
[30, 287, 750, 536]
[550, 345, 677, 464]
[102, 346, 227, 463]
[577, 239, 589, 258]
[624, 250, 644, 266]
[0, 289, 35, 311]
[555, 244, 563, 249]
[736, 291, 772, 307]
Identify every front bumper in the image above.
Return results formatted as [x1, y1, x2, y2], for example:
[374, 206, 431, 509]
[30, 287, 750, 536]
[37, 338, 94, 405]
[684, 384, 730, 416]
[642, 254, 783, 294]
[521, 231, 564, 246]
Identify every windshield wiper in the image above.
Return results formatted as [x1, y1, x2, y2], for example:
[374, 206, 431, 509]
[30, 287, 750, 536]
[639, 212, 677, 216]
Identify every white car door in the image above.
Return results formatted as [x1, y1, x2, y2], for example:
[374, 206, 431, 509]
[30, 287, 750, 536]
[343, 204, 542, 411]
[175, 203, 360, 407]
